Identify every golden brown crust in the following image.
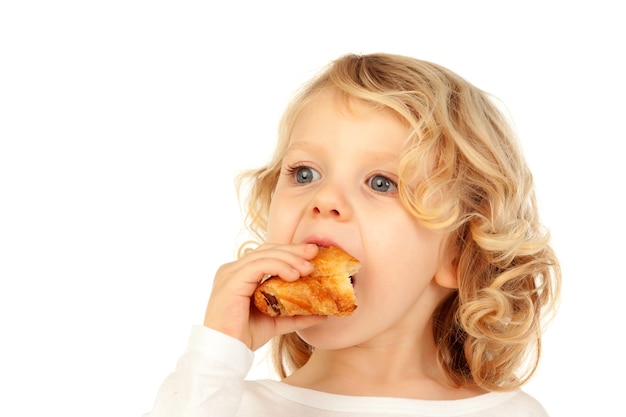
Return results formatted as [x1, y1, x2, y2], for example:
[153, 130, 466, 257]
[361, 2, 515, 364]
[253, 246, 360, 317]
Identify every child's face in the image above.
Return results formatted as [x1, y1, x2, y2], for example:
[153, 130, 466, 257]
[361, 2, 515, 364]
[267, 89, 455, 349]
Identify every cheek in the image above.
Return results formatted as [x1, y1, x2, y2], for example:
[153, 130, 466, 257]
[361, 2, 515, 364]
[266, 194, 300, 243]
[266, 205, 282, 242]
[359, 215, 444, 294]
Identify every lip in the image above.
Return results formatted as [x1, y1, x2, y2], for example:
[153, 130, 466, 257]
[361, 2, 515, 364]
[303, 236, 342, 249]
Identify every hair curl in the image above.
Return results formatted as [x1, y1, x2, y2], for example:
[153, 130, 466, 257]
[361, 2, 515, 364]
[236, 53, 561, 391]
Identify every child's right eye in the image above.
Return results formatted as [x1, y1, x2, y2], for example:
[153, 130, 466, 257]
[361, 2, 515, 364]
[287, 165, 321, 184]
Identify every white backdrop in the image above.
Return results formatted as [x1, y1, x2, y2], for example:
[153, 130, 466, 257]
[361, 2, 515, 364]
[1, 1, 624, 416]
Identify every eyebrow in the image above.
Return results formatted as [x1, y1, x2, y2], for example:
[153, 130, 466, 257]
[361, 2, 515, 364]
[285, 141, 399, 163]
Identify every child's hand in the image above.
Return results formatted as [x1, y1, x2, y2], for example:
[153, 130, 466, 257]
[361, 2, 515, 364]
[203, 243, 327, 350]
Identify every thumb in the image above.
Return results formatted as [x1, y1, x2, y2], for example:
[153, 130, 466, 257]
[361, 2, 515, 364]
[249, 314, 327, 350]
[274, 315, 328, 337]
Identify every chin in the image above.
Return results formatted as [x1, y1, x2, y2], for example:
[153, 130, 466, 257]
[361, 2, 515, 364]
[296, 316, 360, 350]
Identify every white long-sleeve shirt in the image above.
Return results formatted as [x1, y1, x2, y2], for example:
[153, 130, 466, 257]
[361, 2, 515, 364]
[143, 326, 549, 417]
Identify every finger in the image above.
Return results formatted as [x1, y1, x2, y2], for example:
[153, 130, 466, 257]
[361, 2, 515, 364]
[243, 257, 308, 283]
[210, 245, 317, 303]
[256, 241, 318, 258]
[241, 243, 318, 282]
[250, 242, 318, 266]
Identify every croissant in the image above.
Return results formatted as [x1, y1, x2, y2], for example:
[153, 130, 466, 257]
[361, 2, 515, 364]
[253, 246, 360, 317]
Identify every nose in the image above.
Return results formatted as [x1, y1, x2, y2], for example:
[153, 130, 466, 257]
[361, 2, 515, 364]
[309, 181, 352, 220]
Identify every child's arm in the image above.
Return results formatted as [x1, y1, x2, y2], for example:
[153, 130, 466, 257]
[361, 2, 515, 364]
[144, 243, 326, 416]
[143, 325, 253, 417]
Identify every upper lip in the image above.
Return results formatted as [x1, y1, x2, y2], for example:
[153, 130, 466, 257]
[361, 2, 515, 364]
[303, 236, 341, 249]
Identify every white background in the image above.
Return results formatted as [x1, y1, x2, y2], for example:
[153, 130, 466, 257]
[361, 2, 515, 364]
[1, 1, 624, 416]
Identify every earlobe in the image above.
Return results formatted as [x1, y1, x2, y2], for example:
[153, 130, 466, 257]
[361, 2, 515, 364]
[434, 262, 458, 289]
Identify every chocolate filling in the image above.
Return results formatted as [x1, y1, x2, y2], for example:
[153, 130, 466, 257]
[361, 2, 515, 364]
[261, 292, 281, 314]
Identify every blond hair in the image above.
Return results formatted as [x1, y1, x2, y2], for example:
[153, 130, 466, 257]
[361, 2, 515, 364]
[237, 53, 561, 391]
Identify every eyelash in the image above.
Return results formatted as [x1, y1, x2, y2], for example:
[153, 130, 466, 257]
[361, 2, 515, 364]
[284, 163, 310, 176]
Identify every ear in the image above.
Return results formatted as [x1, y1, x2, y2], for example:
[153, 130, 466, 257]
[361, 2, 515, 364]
[434, 261, 458, 289]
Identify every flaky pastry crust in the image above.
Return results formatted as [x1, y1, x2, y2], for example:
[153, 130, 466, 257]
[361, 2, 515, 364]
[253, 246, 360, 317]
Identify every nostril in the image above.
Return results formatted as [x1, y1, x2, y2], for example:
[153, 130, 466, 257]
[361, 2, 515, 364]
[312, 207, 341, 216]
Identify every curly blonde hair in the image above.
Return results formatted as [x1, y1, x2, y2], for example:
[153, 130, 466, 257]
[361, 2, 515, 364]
[236, 53, 561, 391]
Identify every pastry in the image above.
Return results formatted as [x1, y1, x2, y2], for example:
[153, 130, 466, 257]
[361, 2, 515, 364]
[253, 246, 360, 317]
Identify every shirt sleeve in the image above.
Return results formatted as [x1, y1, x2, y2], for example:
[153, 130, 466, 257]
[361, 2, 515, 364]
[143, 325, 255, 417]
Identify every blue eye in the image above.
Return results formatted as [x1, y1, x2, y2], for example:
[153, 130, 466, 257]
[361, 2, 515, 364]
[291, 166, 321, 184]
[368, 175, 397, 193]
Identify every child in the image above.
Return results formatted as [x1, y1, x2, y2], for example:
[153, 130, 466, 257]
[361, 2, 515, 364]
[144, 53, 561, 416]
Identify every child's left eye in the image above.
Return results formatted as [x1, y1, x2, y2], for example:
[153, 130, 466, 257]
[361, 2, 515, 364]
[368, 175, 397, 193]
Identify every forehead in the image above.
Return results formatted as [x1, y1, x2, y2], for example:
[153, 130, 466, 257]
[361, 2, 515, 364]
[283, 89, 411, 162]
[297, 88, 395, 122]
[290, 88, 408, 138]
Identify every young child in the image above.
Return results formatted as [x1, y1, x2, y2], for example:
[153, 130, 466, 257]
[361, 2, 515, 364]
[144, 53, 561, 416]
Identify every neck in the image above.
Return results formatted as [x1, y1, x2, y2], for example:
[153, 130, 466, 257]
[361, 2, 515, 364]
[283, 322, 484, 400]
